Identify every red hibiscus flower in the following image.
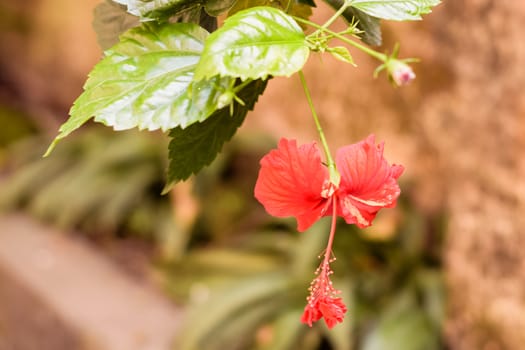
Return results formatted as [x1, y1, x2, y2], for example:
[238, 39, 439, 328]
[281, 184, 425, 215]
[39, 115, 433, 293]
[254, 134, 403, 232]
[254, 134, 403, 328]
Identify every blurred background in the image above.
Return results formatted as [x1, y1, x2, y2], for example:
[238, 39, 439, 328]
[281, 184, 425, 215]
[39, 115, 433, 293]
[0, 1, 524, 349]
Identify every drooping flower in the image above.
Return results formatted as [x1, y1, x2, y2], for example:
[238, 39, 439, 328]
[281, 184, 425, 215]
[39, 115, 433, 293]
[254, 134, 403, 328]
[254, 134, 403, 232]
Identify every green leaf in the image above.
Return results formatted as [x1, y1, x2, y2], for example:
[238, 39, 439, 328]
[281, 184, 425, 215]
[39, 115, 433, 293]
[93, 0, 140, 50]
[327, 46, 355, 65]
[350, 0, 441, 21]
[166, 79, 267, 184]
[121, 0, 201, 20]
[45, 22, 233, 156]
[194, 7, 309, 81]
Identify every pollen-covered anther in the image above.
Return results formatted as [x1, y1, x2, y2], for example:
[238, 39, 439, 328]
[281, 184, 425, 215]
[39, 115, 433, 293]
[320, 179, 336, 198]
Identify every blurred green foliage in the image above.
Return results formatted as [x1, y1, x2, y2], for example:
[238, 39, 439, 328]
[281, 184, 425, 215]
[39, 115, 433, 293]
[159, 137, 446, 350]
[162, 188, 445, 350]
[0, 118, 445, 349]
[0, 126, 174, 242]
[0, 105, 36, 149]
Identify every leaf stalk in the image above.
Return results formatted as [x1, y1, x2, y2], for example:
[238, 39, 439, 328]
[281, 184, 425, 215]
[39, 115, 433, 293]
[296, 16, 387, 62]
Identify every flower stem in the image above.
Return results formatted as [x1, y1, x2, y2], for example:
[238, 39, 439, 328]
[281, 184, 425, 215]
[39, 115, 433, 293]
[323, 196, 338, 267]
[298, 70, 337, 180]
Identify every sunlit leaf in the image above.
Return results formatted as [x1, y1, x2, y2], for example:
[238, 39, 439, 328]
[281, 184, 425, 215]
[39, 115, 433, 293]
[46, 23, 233, 155]
[350, 0, 441, 21]
[194, 7, 309, 81]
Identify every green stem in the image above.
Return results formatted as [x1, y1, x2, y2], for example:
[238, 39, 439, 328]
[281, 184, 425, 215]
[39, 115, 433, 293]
[298, 70, 337, 176]
[320, 0, 351, 30]
[233, 78, 253, 93]
[296, 16, 387, 62]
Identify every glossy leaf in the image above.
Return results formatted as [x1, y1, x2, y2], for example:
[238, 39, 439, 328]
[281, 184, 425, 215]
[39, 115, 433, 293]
[194, 7, 309, 81]
[350, 0, 441, 21]
[93, 0, 139, 50]
[46, 23, 233, 155]
[166, 79, 267, 184]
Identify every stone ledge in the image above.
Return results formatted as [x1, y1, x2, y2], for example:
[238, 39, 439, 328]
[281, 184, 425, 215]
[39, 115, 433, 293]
[0, 214, 182, 350]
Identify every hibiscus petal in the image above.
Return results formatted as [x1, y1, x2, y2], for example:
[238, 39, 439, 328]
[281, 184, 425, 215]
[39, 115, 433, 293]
[301, 303, 323, 327]
[335, 135, 403, 228]
[254, 138, 330, 232]
[318, 296, 347, 329]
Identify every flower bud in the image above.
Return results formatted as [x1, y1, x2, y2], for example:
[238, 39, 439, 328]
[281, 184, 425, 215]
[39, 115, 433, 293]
[389, 60, 416, 86]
